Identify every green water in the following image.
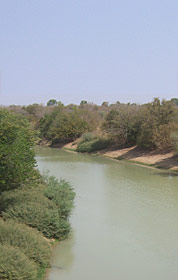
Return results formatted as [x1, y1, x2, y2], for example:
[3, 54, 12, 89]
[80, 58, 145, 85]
[36, 146, 178, 280]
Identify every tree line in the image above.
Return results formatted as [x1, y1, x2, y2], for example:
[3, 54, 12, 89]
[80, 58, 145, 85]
[7, 97, 178, 152]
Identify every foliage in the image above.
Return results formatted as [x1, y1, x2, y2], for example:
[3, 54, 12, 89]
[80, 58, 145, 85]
[2, 201, 70, 239]
[102, 101, 109, 107]
[0, 187, 47, 212]
[80, 132, 96, 142]
[77, 137, 110, 153]
[57, 101, 64, 107]
[44, 176, 75, 219]
[37, 266, 46, 280]
[102, 99, 178, 150]
[103, 104, 141, 146]
[0, 188, 71, 239]
[0, 244, 37, 280]
[40, 110, 88, 143]
[0, 108, 76, 280]
[47, 99, 57, 106]
[137, 99, 178, 149]
[0, 219, 51, 267]
[78, 108, 101, 132]
[5, 97, 178, 152]
[171, 98, 178, 106]
[170, 131, 178, 154]
[39, 109, 59, 139]
[80, 100, 87, 105]
[0, 109, 36, 192]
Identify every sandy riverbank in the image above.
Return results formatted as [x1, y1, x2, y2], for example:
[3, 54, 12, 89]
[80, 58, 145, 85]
[63, 142, 178, 171]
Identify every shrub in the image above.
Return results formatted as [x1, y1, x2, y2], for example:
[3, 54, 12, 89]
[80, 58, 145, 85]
[0, 109, 36, 193]
[77, 138, 110, 153]
[80, 132, 96, 143]
[44, 176, 75, 219]
[77, 140, 97, 152]
[0, 189, 70, 239]
[136, 99, 178, 150]
[2, 201, 70, 239]
[171, 131, 178, 153]
[0, 187, 49, 213]
[103, 105, 141, 146]
[0, 244, 37, 280]
[0, 219, 51, 267]
[40, 109, 88, 143]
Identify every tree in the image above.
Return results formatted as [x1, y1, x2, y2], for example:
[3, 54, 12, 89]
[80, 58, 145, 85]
[80, 100, 87, 105]
[40, 110, 88, 143]
[0, 109, 36, 192]
[171, 98, 178, 106]
[57, 101, 64, 107]
[103, 104, 141, 146]
[137, 98, 177, 149]
[47, 99, 57, 106]
[102, 101, 109, 107]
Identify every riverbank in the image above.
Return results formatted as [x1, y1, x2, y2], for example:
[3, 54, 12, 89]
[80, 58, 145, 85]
[0, 109, 75, 280]
[63, 141, 178, 171]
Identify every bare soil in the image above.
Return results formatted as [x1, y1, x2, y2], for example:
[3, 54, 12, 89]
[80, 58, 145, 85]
[99, 146, 178, 171]
[63, 142, 178, 171]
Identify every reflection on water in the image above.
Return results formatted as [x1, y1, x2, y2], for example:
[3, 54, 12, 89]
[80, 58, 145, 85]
[36, 146, 178, 280]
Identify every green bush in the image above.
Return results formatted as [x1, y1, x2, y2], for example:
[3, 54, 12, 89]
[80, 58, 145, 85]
[137, 99, 177, 150]
[103, 105, 141, 146]
[0, 187, 49, 213]
[40, 109, 88, 143]
[44, 176, 75, 219]
[0, 189, 70, 239]
[77, 140, 97, 152]
[0, 219, 51, 267]
[0, 109, 36, 193]
[2, 201, 70, 239]
[0, 244, 37, 280]
[80, 132, 96, 142]
[77, 138, 110, 153]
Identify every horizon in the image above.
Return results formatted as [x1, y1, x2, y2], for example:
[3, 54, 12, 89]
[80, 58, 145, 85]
[0, 95, 177, 107]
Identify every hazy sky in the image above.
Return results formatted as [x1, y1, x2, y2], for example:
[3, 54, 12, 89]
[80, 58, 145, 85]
[0, 0, 178, 105]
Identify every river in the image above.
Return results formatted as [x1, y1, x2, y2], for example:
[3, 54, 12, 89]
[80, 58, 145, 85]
[36, 146, 178, 280]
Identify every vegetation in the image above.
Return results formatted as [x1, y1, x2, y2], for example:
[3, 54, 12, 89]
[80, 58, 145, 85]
[77, 133, 110, 153]
[0, 220, 51, 267]
[7, 97, 178, 153]
[0, 188, 70, 239]
[0, 244, 38, 280]
[1, 97, 177, 280]
[44, 176, 75, 219]
[137, 99, 177, 149]
[0, 108, 75, 279]
[47, 99, 58, 106]
[171, 98, 178, 106]
[0, 110, 36, 193]
[1, 97, 178, 279]
[40, 108, 88, 144]
[103, 104, 141, 146]
[103, 98, 178, 150]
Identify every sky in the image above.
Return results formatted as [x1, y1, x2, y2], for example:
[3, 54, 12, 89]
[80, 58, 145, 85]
[0, 0, 178, 106]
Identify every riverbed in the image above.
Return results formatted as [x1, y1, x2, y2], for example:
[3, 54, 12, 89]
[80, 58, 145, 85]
[36, 146, 178, 280]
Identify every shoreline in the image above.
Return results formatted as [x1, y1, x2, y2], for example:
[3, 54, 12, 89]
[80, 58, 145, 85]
[62, 142, 178, 172]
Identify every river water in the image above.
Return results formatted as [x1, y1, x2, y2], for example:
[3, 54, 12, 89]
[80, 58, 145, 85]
[36, 146, 178, 280]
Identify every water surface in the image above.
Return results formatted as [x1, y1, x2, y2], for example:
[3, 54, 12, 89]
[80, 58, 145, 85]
[36, 146, 178, 280]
